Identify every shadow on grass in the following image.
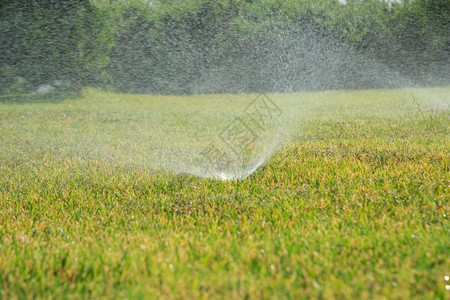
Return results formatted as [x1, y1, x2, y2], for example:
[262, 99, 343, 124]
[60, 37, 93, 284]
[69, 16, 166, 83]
[0, 91, 81, 104]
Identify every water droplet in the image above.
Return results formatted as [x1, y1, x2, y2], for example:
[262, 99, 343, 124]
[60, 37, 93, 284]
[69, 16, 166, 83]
[392, 282, 397, 287]
[446, 285, 450, 291]
[445, 275, 449, 281]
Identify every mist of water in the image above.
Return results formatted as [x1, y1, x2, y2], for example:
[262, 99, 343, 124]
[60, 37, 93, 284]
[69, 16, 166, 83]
[1, 0, 449, 180]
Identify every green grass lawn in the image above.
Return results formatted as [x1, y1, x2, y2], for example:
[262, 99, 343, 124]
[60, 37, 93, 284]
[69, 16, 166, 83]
[0, 88, 449, 299]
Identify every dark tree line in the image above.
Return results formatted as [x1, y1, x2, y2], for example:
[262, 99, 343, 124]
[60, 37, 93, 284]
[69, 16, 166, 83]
[1, 0, 449, 97]
[0, 0, 112, 94]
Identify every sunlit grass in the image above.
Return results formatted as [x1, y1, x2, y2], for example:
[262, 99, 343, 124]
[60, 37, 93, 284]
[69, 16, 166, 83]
[0, 87, 449, 298]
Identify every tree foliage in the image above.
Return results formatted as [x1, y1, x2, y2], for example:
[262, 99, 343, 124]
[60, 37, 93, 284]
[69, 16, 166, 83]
[0, 0, 112, 94]
[1, 0, 448, 96]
